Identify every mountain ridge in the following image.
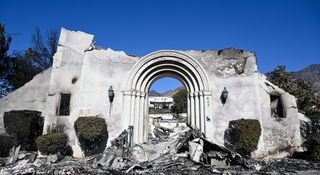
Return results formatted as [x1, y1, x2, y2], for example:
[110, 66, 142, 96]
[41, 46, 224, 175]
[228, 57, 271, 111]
[149, 87, 185, 97]
[294, 64, 320, 96]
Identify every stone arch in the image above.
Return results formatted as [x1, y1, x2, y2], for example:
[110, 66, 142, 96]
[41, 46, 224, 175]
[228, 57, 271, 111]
[145, 72, 190, 92]
[123, 50, 212, 143]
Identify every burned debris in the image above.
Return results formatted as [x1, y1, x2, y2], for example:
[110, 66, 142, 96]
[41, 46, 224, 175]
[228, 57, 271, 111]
[1, 124, 320, 174]
[0, 112, 320, 174]
[91, 125, 249, 174]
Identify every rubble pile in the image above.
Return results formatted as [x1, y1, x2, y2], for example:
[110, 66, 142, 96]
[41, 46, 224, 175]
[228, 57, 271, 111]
[1, 125, 320, 174]
[247, 158, 320, 174]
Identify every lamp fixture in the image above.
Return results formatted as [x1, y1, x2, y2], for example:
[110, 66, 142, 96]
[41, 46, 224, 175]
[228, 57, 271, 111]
[220, 87, 228, 105]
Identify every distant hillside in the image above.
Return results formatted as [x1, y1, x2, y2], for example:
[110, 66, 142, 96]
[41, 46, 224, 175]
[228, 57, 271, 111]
[294, 64, 320, 96]
[162, 87, 185, 97]
[149, 90, 162, 96]
[149, 87, 185, 97]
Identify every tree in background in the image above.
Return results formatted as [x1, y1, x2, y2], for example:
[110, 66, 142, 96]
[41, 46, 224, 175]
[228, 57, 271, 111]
[30, 28, 58, 70]
[171, 88, 188, 115]
[0, 24, 12, 97]
[0, 23, 58, 97]
[5, 51, 41, 89]
[267, 65, 320, 116]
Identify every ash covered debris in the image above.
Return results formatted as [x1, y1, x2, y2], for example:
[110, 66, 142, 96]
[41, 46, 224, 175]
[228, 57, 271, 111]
[0, 125, 248, 174]
[89, 125, 249, 174]
[1, 125, 320, 174]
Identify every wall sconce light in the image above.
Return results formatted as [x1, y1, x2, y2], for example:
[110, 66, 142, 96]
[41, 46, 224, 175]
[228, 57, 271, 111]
[108, 86, 115, 103]
[220, 87, 228, 105]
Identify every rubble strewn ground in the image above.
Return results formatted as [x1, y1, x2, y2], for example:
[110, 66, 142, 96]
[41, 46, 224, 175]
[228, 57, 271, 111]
[1, 125, 320, 174]
[2, 152, 320, 174]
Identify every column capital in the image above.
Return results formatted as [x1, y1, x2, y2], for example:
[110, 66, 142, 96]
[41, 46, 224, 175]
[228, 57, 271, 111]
[123, 90, 133, 96]
[140, 92, 146, 97]
[135, 90, 146, 97]
[135, 91, 141, 96]
[202, 91, 212, 96]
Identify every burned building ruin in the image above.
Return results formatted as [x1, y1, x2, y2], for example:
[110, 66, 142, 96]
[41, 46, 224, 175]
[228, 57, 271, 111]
[0, 28, 304, 158]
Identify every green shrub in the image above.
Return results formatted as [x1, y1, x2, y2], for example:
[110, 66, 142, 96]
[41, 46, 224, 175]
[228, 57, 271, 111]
[0, 134, 17, 157]
[306, 132, 320, 161]
[227, 119, 261, 157]
[36, 133, 72, 156]
[74, 117, 108, 156]
[4, 110, 44, 151]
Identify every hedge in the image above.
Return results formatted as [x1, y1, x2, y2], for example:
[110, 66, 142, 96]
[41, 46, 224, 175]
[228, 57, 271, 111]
[4, 110, 44, 151]
[36, 133, 72, 156]
[74, 117, 108, 156]
[228, 119, 261, 157]
[306, 132, 320, 161]
[0, 134, 17, 157]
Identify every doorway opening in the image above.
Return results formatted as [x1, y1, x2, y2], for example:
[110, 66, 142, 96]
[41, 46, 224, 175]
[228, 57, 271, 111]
[123, 50, 211, 143]
[147, 77, 188, 141]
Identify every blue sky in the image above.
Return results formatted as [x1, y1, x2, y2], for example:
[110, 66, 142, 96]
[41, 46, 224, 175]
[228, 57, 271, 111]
[1, 0, 319, 93]
[150, 78, 183, 93]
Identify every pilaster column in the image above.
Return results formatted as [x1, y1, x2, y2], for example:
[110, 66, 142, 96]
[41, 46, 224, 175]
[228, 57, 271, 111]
[187, 93, 191, 125]
[199, 91, 205, 133]
[138, 92, 145, 143]
[143, 93, 149, 142]
[190, 92, 195, 127]
[130, 91, 136, 126]
[133, 91, 141, 143]
[195, 91, 200, 130]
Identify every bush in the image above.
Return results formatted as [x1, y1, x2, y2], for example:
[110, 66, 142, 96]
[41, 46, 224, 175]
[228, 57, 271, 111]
[227, 119, 261, 157]
[36, 133, 73, 156]
[74, 117, 108, 156]
[0, 134, 17, 157]
[306, 132, 320, 161]
[4, 110, 44, 151]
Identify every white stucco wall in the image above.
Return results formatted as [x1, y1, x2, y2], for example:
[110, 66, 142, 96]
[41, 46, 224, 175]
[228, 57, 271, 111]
[206, 74, 261, 145]
[77, 48, 137, 144]
[0, 69, 51, 134]
[0, 28, 302, 158]
[257, 76, 301, 156]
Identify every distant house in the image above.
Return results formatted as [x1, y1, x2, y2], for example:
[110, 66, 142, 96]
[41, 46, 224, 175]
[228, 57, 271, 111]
[148, 96, 173, 109]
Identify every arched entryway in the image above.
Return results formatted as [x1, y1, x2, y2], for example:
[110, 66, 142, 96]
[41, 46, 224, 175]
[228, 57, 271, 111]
[123, 50, 212, 143]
